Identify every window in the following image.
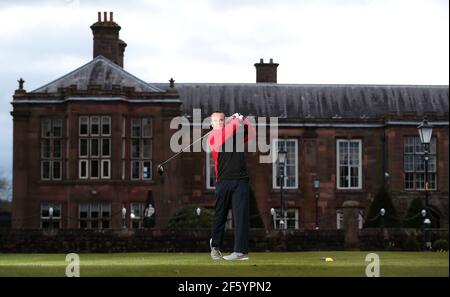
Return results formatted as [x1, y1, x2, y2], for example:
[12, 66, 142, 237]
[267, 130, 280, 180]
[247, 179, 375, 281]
[271, 208, 299, 229]
[206, 152, 216, 189]
[272, 139, 298, 189]
[78, 116, 111, 179]
[404, 137, 437, 190]
[78, 203, 111, 229]
[40, 203, 61, 229]
[336, 209, 364, 230]
[130, 118, 152, 180]
[121, 117, 126, 180]
[130, 202, 144, 229]
[41, 118, 63, 181]
[336, 139, 362, 189]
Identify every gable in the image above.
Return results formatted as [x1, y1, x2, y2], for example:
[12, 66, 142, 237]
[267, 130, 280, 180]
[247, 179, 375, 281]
[32, 55, 164, 93]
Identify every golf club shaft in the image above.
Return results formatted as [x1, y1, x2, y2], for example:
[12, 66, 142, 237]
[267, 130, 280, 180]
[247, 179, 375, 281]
[158, 115, 236, 167]
[158, 129, 214, 167]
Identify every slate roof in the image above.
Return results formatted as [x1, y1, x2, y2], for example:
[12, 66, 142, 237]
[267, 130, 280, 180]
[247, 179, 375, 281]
[32, 55, 165, 93]
[153, 83, 449, 119]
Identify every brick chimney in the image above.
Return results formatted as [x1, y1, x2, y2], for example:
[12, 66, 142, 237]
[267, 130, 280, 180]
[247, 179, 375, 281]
[90, 12, 127, 67]
[254, 58, 278, 83]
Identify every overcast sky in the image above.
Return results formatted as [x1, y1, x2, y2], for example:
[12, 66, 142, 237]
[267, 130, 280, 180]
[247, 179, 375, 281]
[0, 0, 448, 181]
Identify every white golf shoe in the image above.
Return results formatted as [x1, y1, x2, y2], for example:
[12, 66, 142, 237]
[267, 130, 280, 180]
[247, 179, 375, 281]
[222, 252, 249, 261]
[210, 238, 222, 260]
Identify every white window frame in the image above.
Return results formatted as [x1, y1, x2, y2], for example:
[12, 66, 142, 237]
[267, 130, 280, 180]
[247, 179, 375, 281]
[336, 209, 364, 230]
[78, 203, 111, 229]
[272, 139, 298, 189]
[358, 210, 364, 229]
[52, 160, 62, 181]
[142, 160, 152, 180]
[41, 160, 51, 181]
[41, 118, 63, 181]
[101, 159, 111, 179]
[336, 139, 362, 190]
[101, 138, 111, 158]
[90, 160, 100, 180]
[79, 160, 89, 179]
[404, 136, 437, 191]
[90, 139, 99, 157]
[272, 208, 299, 229]
[40, 203, 62, 229]
[130, 117, 153, 181]
[130, 202, 144, 229]
[79, 138, 89, 158]
[336, 209, 344, 230]
[206, 152, 216, 189]
[131, 160, 140, 180]
[101, 116, 111, 136]
[79, 116, 89, 136]
[90, 116, 100, 136]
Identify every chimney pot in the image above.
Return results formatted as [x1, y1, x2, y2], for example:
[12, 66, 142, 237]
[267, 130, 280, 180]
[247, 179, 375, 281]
[91, 12, 125, 67]
[254, 58, 279, 83]
[98, 12, 101, 22]
[260, 58, 263, 63]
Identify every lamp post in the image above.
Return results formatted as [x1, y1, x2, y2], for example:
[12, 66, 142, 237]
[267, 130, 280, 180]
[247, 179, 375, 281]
[49, 207, 54, 230]
[380, 208, 386, 249]
[122, 206, 127, 229]
[421, 209, 427, 250]
[379, 208, 386, 229]
[417, 119, 433, 209]
[270, 208, 276, 229]
[196, 207, 201, 228]
[418, 119, 433, 250]
[313, 176, 320, 229]
[278, 149, 287, 229]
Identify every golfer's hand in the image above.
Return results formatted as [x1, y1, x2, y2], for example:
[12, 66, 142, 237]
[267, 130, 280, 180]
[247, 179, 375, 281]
[232, 113, 244, 121]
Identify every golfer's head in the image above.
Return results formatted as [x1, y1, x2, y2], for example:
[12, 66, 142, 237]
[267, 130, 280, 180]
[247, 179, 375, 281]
[211, 111, 225, 130]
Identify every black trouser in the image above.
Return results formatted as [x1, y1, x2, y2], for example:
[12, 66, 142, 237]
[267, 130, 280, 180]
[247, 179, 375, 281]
[211, 179, 250, 254]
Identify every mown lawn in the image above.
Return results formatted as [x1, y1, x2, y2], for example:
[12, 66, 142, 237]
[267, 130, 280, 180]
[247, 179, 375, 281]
[0, 251, 448, 277]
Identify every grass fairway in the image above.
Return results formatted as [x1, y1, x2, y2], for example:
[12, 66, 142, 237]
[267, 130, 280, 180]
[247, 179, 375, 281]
[0, 252, 448, 277]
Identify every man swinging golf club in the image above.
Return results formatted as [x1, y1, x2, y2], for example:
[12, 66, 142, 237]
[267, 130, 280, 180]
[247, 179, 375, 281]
[208, 111, 256, 260]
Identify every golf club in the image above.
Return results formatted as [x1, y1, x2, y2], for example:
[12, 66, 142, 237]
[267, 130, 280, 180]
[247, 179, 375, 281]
[157, 115, 238, 176]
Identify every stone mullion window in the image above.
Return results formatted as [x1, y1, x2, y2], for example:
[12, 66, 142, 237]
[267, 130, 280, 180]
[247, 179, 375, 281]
[130, 202, 144, 228]
[40, 203, 61, 229]
[41, 118, 63, 181]
[272, 139, 299, 189]
[78, 116, 111, 179]
[78, 202, 111, 229]
[336, 139, 362, 189]
[404, 136, 437, 190]
[272, 209, 299, 229]
[130, 118, 152, 180]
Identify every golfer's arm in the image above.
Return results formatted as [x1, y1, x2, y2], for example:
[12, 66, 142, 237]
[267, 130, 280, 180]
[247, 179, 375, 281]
[213, 117, 239, 148]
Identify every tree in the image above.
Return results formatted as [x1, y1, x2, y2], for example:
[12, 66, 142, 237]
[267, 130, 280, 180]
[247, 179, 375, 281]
[402, 198, 424, 228]
[402, 197, 438, 228]
[364, 187, 400, 228]
[0, 177, 12, 201]
[168, 204, 214, 229]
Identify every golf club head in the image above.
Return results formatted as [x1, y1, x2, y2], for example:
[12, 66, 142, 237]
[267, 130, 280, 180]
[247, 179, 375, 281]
[157, 164, 164, 176]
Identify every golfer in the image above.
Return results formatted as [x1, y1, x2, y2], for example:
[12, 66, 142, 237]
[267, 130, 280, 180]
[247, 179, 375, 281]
[208, 111, 256, 260]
